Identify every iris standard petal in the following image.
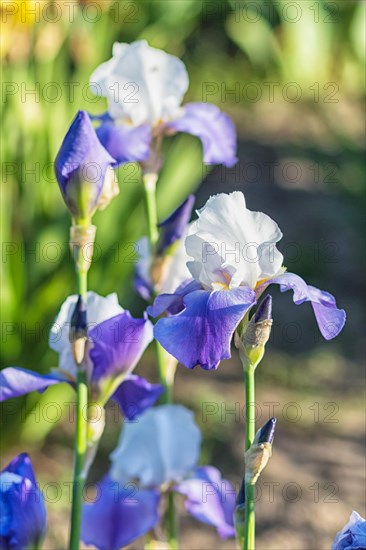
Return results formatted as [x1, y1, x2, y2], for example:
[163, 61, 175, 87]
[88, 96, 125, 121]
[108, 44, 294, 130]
[175, 466, 236, 539]
[81, 475, 160, 550]
[112, 374, 164, 420]
[95, 118, 151, 165]
[167, 102, 238, 167]
[154, 287, 256, 370]
[0, 367, 64, 401]
[110, 404, 201, 487]
[264, 272, 346, 340]
[0, 454, 47, 550]
[55, 110, 116, 220]
[89, 311, 153, 385]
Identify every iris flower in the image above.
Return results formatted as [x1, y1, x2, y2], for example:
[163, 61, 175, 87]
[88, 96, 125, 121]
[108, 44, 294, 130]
[89, 41, 237, 167]
[0, 292, 162, 419]
[331, 511, 366, 549]
[135, 194, 195, 300]
[150, 192, 346, 370]
[0, 453, 47, 549]
[81, 405, 236, 550]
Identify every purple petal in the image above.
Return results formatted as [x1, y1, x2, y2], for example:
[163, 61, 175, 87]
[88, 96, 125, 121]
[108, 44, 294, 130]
[81, 476, 160, 550]
[0, 367, 64, 402]
[167, 102, 237, 167]
[112, 375, 164, 420]
[89, 312, 153, 385]
[154, 287, 256, 370]
[175, 466, 236, 539]
[1, 454, 47, 549]
[148, 279, 202, 318]
[55, 110, 116, 219]
[264, 272, 346, 340]
[95, 118, 151, 166]
[157, 195, 195, 254]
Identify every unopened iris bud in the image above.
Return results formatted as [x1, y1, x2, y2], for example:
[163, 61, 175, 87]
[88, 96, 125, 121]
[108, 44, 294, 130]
[55, 110, 118, 225]
[69, 294, 87, 366]
[245, 417, 276, 485]
[235, 295, 273, 368]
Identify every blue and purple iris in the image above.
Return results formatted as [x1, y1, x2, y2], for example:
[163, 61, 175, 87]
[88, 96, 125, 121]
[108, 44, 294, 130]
[55, 110, 119, 223]
[0, 292, 162, 419]
[149, 192, 346, 370]
[331, 511, 366, 550]
[89, 41, 237, 168]
[0, 453, 47, 549]
[81, 405, 236, 549]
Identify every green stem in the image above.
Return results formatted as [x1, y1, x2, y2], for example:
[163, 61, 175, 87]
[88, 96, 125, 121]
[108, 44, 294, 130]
[166, 492, 179, 549]
[244, 365, 256, 550]
[68, 270, 88, 550]
[142, 171, 178, 548]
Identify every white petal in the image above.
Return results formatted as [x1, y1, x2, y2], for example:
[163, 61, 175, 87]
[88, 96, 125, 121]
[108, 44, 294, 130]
[49, 291, 124, 377]
[90, 41, 189, 126]
[159, 229, 192, 294]
[110, 404, 201, 487]
[186, 192, 283, 289]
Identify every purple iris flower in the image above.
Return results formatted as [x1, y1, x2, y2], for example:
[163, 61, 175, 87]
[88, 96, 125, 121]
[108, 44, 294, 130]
[55, 110, 119, 223]
[102, 405, 236, 540]
[149, 192, 346, 370]
[135, 194, 195, 300]
[0, 292, 163, 419]
[332, 511, 366, 550]
[89, 41, 237, 167]
[0, 453, 47, 549]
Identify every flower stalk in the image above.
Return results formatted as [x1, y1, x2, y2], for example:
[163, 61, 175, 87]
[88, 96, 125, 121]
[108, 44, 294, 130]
[68, 268, 89, 550]
[142, 170, 178, 548]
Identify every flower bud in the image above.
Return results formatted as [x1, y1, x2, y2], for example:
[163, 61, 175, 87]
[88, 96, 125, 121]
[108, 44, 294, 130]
[55, 110, 118, 225]
[69, 294, 88, 366]
[236, 295, 273, 368]
[245, 417, 276, 485]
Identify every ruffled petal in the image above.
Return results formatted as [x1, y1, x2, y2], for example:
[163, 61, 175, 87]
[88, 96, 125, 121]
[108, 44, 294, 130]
[264, 272, 346, 340]
[89, 312, 153, 386]
[81, 475, 160, 550]
[167, 102, 237, 167]
[0, 454, 47, 549]
[95, 118, 151, 166]
[154, 287, 256, 370]
[90, 40, 188, 125]
[331, 511, 366, 550]
[112, 374, 164, 420]
[0, 367, 64, 402]
[175, 466, 236, 539]
[110, 405, 201, 487]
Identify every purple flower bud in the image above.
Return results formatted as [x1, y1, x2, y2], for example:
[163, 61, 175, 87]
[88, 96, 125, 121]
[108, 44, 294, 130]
[55, 110, 118, 223]
[255, 417, 276, 445]
[0, 453, 47, 549]
[253, 295, 272, 323]
[157, 194, 195, 255]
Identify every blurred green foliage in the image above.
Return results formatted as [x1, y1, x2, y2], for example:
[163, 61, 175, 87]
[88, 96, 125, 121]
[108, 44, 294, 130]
[1, 0, 364, 444]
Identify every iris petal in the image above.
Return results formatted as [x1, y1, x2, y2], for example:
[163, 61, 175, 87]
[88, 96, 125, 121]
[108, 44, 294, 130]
[264, 272, 346, 340]
[154, 287, 256, 370]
